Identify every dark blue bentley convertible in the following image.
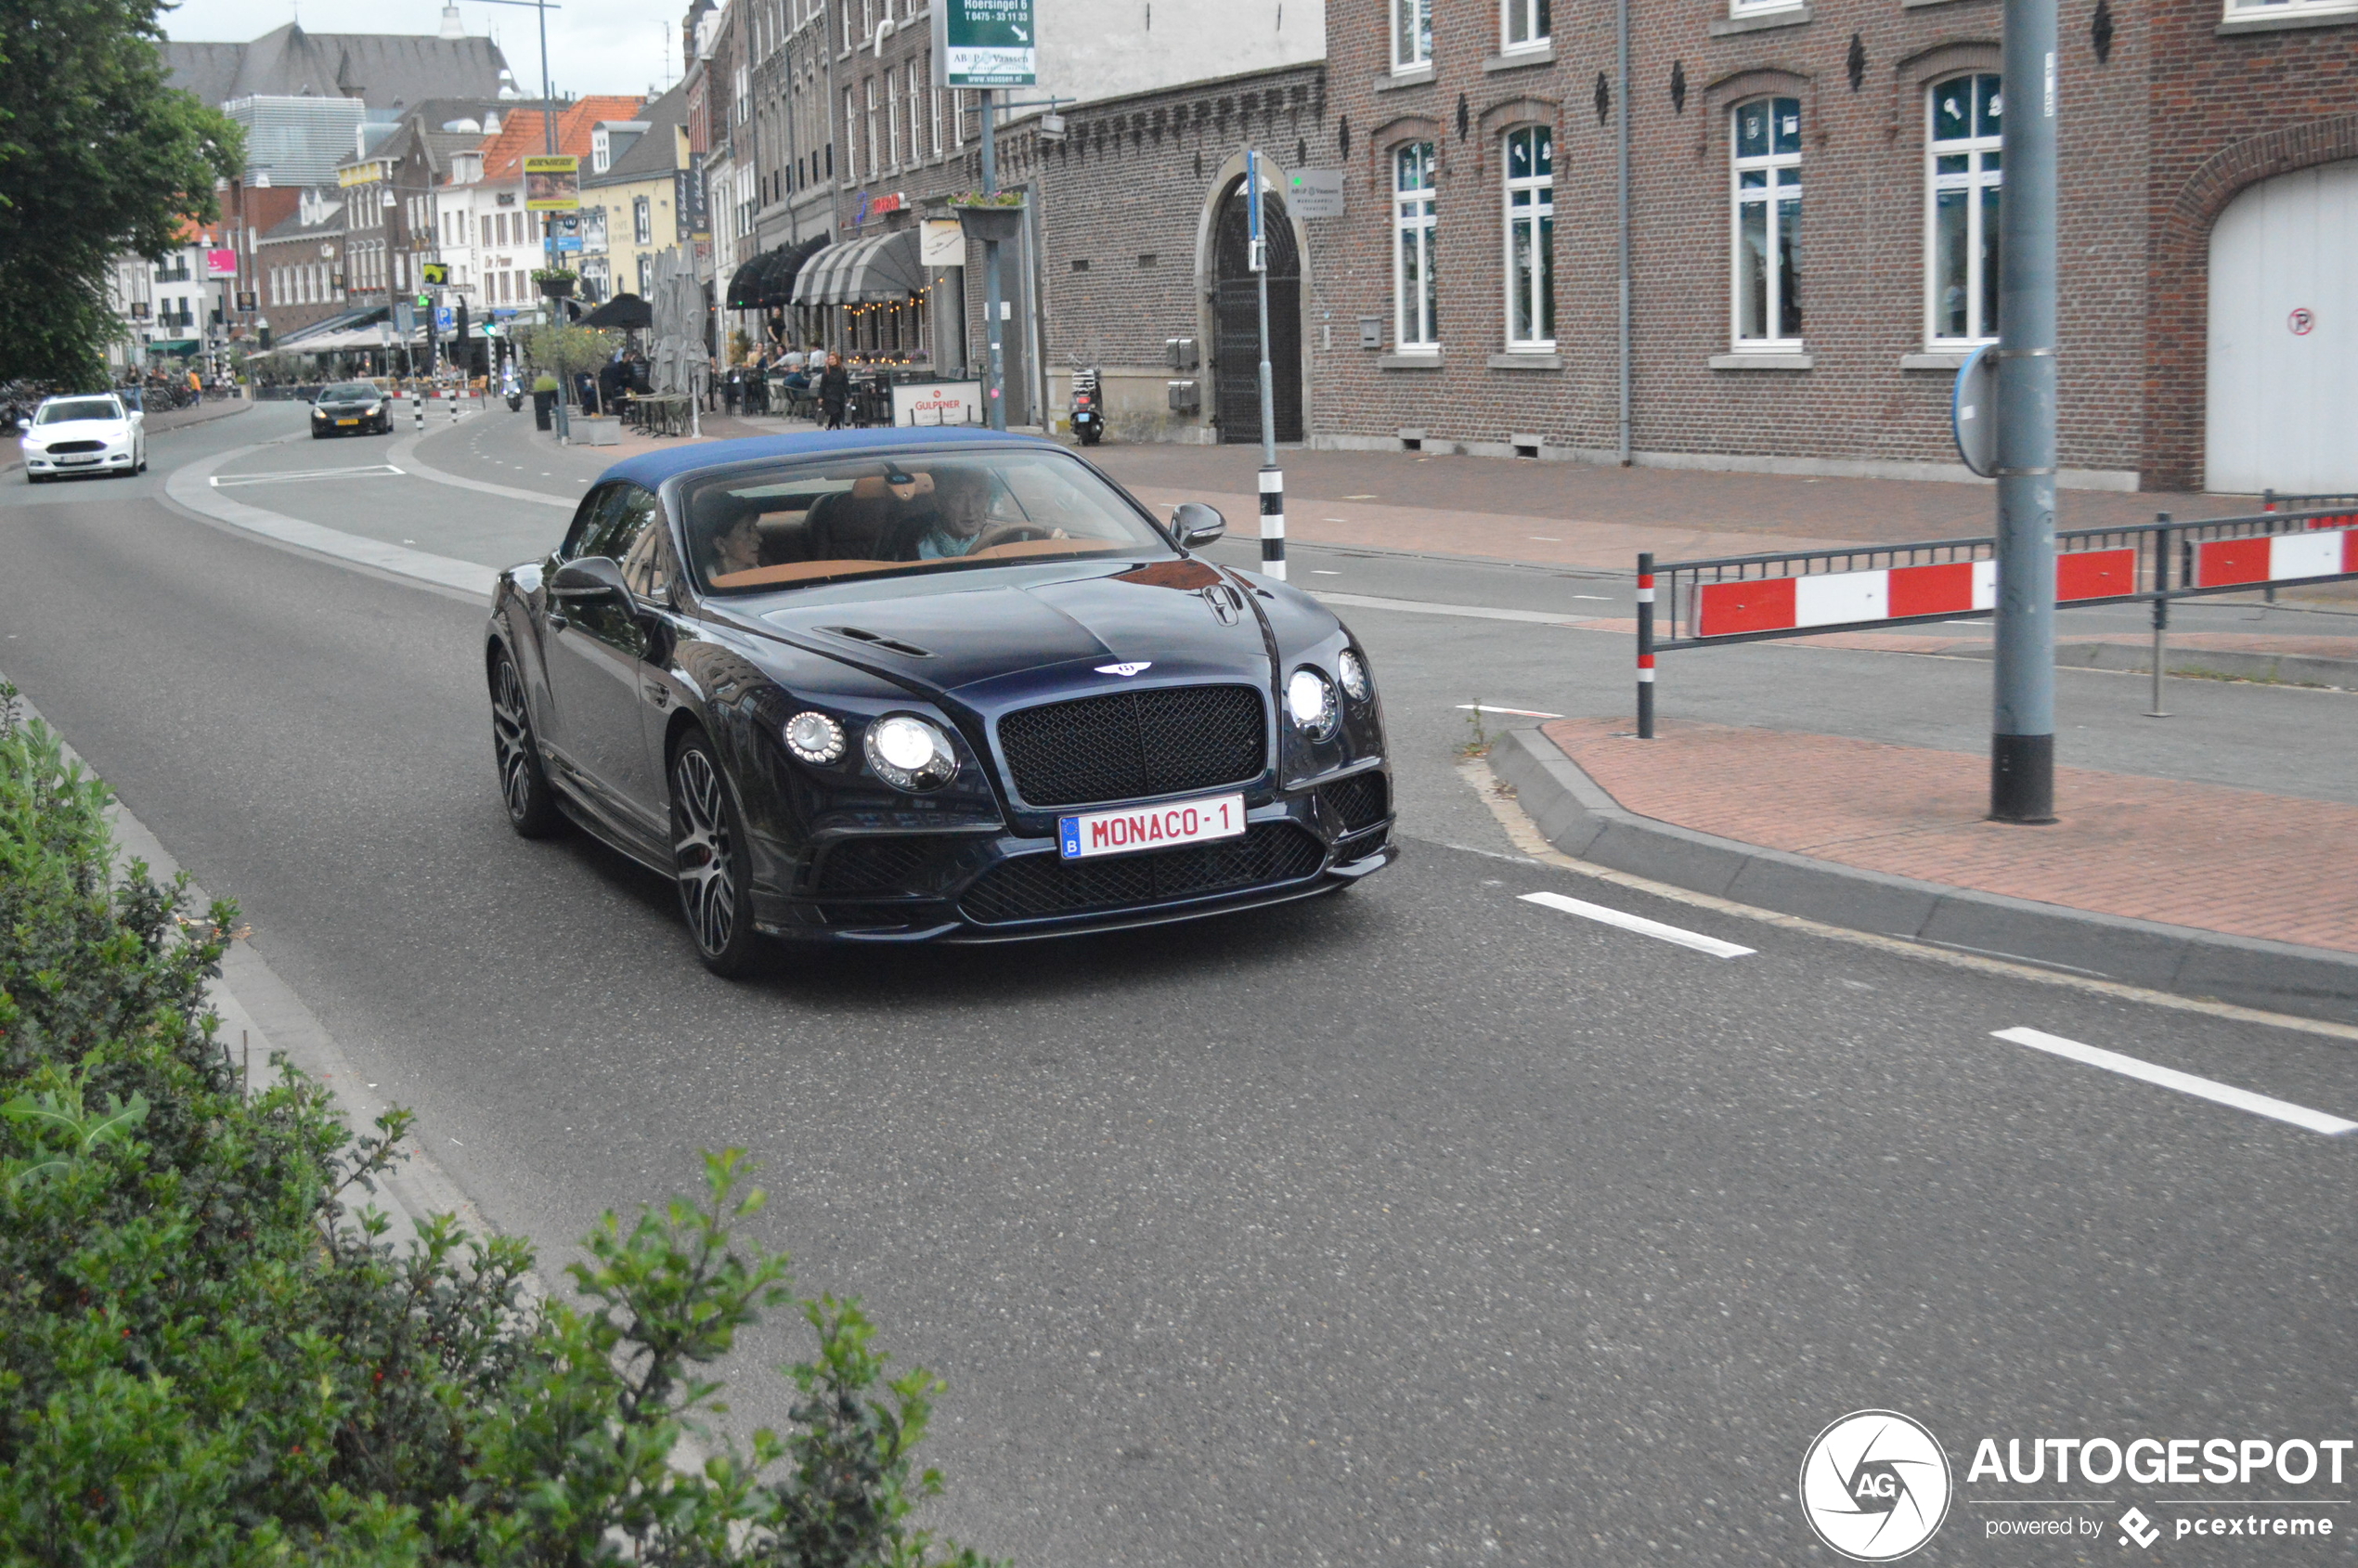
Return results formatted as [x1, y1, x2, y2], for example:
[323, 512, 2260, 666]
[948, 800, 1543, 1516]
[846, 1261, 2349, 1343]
[486, 428, 1394, 974]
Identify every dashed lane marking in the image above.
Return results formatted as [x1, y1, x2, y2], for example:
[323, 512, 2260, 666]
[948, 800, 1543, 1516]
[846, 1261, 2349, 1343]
[1458, 703, 1564, 719]
[1518, 890, 1756, 958]
[1991, 1027, 2356, 1136]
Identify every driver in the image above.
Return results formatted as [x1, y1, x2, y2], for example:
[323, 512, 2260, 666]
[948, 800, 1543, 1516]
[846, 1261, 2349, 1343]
[913, 467, 991, 560]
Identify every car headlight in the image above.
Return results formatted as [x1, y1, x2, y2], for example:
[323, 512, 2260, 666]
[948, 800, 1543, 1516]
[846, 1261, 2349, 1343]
[784, 709, 847, 764]
[1337, 649, 1372, 704]
[863, 714, 958, 791]
[363, 402, 382, 414]
[1286, 667, 1340, 741]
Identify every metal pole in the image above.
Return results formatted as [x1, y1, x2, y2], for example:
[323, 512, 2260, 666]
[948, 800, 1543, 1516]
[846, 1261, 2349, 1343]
[1614, 0, 1632, 467]
[2144, 512, 2170, 719]
[536, 0, 569, 441]
[1636, 551, 1655, 737]
[980, 89, 1006, 431]
[1989, 0, 2059, 823]
[1250, 150, 1285, 582]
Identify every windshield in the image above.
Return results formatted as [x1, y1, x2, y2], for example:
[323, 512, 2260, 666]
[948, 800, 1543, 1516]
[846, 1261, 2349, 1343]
[681, 448, 1175, 594]
[37, 398, 122, 425]
[320, 382, 380, 400]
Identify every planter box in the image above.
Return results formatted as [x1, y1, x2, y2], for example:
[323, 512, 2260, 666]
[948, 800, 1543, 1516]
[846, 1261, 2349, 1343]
[572, 414, 620, 446]
[952, 204, 1025, 244]
[537, 279, 577, 299]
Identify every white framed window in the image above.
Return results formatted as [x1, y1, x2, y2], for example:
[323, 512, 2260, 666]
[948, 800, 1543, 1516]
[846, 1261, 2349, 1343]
[1730, 96, 1803, 348]
[952, 88, 965, 148]
[1393, 0, 1432, 70]
[1503, 124, 1554, 348]
[1393, 141, 1439, 349]
[845, 86, 860, 178]
[864, 77, 879, 178]
[2222, 0, 2357, 17]
[1926, 72, 2002, 345]
[908, 62, 924, 161]
[634, 196, 653, 245]
[887, 69, 902, 167]
[929, 60, 943, 154]
[1503, 0, 1548, 50]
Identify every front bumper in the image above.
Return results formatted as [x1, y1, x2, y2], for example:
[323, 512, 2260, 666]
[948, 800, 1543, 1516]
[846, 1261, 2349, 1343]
[22, 440, 134, 474]
[749, 771, 1396, 944]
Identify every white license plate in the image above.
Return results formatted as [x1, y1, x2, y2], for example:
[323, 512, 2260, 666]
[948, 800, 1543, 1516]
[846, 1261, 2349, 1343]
[60, 456, 97, 465]
[1058, 793, 1246, 860]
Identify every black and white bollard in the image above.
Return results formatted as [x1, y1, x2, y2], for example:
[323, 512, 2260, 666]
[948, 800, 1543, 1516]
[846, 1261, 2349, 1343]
[1259, 466, 1287, 582]
[411, 386, 423, 435]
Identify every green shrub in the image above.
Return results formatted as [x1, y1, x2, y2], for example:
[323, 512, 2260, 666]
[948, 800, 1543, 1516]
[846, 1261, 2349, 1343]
[0, 684, 1002, 1568]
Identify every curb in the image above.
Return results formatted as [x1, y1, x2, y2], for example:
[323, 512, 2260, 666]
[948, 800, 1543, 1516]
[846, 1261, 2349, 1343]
[1942, 641, 2358, 692]
[1490, 725, 2358, 1026]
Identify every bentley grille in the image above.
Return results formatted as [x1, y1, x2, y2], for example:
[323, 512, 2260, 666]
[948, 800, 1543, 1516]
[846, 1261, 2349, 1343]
[996, 684, 1265, 808]
[959, 823, 1324, 924]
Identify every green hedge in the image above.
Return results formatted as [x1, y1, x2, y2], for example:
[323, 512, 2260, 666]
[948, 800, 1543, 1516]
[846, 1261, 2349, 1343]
[0, 684, 1001, 1567]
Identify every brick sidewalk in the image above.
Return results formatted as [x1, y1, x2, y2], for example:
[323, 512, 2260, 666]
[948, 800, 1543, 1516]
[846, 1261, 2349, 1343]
[1539, 717, 2358, 954]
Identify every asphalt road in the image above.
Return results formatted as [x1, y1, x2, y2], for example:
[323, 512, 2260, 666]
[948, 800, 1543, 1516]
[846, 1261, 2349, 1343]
[5, 405, 2353, 1565]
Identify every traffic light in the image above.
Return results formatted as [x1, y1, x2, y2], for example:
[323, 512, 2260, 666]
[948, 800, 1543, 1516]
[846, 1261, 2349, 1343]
[416, 293, 432, 309]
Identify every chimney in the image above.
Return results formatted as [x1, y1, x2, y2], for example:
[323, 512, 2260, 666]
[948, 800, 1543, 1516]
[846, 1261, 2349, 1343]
[440, 4, 464, 38]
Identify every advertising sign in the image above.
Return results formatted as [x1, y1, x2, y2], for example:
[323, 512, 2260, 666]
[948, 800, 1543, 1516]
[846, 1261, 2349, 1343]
[931, 0, 1035, 87]
[204, 247, 240, 278]
[338, 162, 384, 188]
[1286, 169, 1345, 219]
[235, 291, 258, 312]
[890, 380, 983, 426]
[676, 157, 710, 242]
[524, 155, 580, 211]
[919, 219, 965, 268]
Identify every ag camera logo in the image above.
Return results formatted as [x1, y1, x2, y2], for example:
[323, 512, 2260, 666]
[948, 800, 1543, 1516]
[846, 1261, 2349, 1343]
[1800, 1410, 1953, 1561]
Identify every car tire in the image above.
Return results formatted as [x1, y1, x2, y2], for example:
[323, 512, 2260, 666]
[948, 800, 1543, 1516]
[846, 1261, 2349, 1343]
[489, 649, 564, 839]
[669, 732, 766, 978]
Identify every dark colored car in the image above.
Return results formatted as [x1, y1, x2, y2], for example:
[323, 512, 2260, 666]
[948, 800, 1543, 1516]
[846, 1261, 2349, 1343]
[310, 381, 390, 436]
[486, 428, 1394, 974]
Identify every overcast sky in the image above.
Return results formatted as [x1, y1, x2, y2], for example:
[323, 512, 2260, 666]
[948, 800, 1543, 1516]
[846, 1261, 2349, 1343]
[162, 0, 677, 101]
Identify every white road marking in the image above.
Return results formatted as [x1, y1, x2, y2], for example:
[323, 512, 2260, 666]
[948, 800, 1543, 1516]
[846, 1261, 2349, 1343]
[1312, 569, 1342, 575]
[1572, 594, 1614, 601]
[1518, 891, 1756, 958]
[1458, 703, 1564, 718]
[1991, 1027, 2357, 1135]
[210, 464, 404, 487]
[1312, 591, 1593, 627]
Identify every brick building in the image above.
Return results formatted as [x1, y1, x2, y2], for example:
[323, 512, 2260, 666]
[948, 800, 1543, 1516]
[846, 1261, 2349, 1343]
[1310, 0, 2357, 491]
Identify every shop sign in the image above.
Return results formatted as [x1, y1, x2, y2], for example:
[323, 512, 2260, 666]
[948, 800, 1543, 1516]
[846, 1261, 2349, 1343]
[920, 219, 965, 268]
[932, 0, 1035, 87]
[205, 247, 240, 278]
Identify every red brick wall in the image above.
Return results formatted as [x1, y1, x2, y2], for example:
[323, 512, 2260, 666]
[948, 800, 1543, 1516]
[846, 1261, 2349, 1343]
[1312, 0, 2177, 481]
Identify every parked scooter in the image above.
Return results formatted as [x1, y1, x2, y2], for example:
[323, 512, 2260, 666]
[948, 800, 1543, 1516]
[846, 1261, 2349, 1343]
[1069, 366, 1104, 447]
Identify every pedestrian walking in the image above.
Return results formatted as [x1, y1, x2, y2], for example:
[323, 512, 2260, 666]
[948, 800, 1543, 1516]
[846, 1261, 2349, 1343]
[818, 352, 850, 430]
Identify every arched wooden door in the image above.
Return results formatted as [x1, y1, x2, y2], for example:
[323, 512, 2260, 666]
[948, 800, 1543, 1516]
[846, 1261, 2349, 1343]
[1211, 179, 1302, 444]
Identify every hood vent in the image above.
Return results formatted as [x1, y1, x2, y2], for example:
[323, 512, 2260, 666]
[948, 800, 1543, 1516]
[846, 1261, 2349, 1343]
[821, 625, 934, 658]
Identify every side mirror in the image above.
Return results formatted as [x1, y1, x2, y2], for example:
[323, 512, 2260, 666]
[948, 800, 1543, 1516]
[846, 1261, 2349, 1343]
[549, 555, 628, 600]
[1171, 502, 1226, 550]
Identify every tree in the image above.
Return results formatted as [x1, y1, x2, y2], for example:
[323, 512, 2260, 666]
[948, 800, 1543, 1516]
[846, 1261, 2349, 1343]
[0, 0, 243, 389]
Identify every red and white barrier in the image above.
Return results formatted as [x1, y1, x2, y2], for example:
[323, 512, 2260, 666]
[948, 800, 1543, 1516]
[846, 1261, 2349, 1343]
[1694, 549, 2137, 639]
[2192, 524, 2358, 590]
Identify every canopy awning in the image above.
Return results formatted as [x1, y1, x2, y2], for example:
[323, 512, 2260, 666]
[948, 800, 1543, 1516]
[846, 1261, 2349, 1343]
[579, 292, 654, 330]
[792, 228, 924, 306]
[725, 235, 828, 310]
[274, 305, 387, 347]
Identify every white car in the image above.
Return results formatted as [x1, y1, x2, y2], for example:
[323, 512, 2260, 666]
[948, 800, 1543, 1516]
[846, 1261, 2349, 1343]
[21, 394, 146, 483]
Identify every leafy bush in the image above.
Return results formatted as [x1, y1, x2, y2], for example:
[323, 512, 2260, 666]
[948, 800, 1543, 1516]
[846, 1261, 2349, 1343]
[0, 684, 1002, 1568]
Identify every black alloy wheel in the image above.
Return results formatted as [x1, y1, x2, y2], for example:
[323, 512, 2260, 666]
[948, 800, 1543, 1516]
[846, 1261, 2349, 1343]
[489, 650, 564, 837]
[669, 733, 764, 978]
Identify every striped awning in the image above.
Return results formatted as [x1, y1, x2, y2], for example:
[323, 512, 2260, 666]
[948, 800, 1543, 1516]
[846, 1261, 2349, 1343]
[791, 227, 925, 306]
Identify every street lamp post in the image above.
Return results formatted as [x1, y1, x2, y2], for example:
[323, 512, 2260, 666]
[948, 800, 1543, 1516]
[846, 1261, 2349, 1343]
[474, 0, 569, 438]
[1989, 0, 2059, 823]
